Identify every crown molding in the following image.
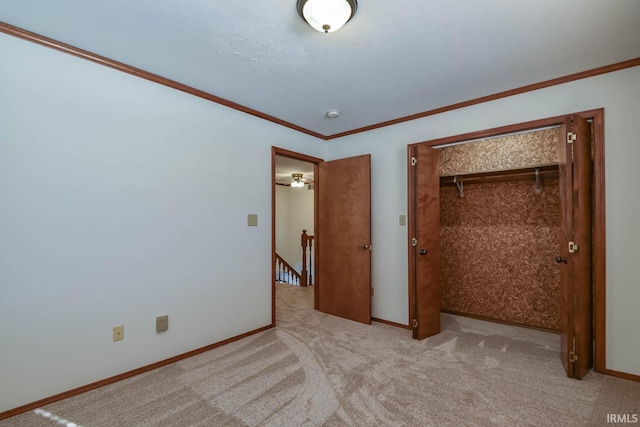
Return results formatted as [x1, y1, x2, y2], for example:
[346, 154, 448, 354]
[326, 58, 640, 139]
[0, 21, 326, 140]
[2, 21, 638, 142]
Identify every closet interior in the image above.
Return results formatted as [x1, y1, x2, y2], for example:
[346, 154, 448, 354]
[437, 127, 562, 331]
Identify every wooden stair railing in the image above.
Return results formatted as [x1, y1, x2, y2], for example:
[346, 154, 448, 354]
[275, 253, 302, 286]
[301, 230, 315, 287]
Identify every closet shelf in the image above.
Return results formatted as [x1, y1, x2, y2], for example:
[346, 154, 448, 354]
[440, 164, 559, 187]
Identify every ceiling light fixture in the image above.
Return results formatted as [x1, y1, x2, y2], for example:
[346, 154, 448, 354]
[291, 173, 305, 188]
[296, 0, 358, 33]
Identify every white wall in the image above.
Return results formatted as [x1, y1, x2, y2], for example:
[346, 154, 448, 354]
[275, 185, 314, 270]
[275, 185, 290, 259]
[285, 186, 315, 271]
[325, 66, 640, 376]
[0, 33, 324, 412]
[1, 31, 638, 414]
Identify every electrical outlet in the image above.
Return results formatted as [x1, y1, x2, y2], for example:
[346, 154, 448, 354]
[156, 315, 169, 333]
[247, 214, 258, 227]
[113, 325, 124, 342]
[399, 215, 407, 226]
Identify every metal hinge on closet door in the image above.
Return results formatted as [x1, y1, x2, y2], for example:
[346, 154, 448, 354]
[413, 319, 418, 328]
[567, 131, 577, 144]
[411, 157, 417, 166]
[569, 337, 578, 363]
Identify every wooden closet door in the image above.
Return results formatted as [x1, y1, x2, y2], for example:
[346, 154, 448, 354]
[409, 145, 441, 339]
[570, 115, 594, 379]
[559, 115, 593, 379]
[558, 123, 574, 377]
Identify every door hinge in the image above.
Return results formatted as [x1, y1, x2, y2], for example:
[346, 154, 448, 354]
[411, 156, 417, 166]
[567, 132, 576, 144]
[412, 319, 418, 328]
[569, 336, 578, 363]
[411, 237, 417, 247]
[568, 241, 578, 253]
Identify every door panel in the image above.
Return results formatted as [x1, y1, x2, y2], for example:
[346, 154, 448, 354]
[412, 146, 441, 339]
[318, 155, 371, 324]
[571, 115, 594, 379]
[559, 115, 594, 379]
[558, 124, 574, 377]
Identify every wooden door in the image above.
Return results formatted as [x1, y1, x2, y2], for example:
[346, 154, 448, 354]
[559, 115, 593, 379]
[558, 123, 574, 376]
[409, 145, 441, 339]
[317, 154, 371, 324]
[570, 115, 594, 379]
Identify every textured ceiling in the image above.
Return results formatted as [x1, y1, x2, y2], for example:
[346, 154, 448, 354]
[1, 1, 639, 137]
[275, 156, 315, 186]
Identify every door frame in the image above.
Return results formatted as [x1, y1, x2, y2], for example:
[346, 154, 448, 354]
[271, 147, 323, 326]
[407, 108, 606, 373]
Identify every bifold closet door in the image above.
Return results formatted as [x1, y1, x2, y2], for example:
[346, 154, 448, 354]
[558, 114, 593, 379]
[408, 145, 441, 339]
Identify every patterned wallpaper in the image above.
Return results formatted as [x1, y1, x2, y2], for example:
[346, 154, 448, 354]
[440, 178, 561, 331]
[439, 128, 561, 176]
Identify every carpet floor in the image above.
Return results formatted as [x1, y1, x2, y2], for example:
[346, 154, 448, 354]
[3, 283, 639, 426]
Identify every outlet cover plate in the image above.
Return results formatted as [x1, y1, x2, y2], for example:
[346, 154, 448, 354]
[113, 325, 124, 342]
[156, 315, 169, 333]
[247, 214, 258, 227]
[399, 215, 407, 226]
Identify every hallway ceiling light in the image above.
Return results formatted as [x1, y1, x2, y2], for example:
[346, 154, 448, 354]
[291, 173, 305, 188]
[296, 0, 358, 33]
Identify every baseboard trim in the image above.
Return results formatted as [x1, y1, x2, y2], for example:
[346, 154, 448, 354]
[441, 309, 560, 334]
[0, 324, 274, 421]
[372, 317, 411, 330]
[603, 369, 640, 383]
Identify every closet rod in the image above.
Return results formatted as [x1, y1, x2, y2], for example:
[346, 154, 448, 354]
[440, 164, 559, 187]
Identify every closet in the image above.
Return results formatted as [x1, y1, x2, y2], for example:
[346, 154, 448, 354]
[407, 112, 599, 380]
[438, 128, 561, 331]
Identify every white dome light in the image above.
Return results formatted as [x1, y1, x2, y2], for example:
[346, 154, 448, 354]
[297, 0, 358, 34]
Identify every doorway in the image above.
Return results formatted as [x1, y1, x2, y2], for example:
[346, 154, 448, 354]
[407, 109, 606, 379]
[274, 154, 317, 288]
[272, 148, 322, 325]
[271, 147, 373, 326]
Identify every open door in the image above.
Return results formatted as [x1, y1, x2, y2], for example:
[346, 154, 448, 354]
[559, 115, 593, 379]
[317, 154, 371, 324]
[408, 145, 441, 339]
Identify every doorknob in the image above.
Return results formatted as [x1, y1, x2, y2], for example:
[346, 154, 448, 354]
[419, 249, 428, 255]
[556, 255, 567, 264]
[362, 244, 372, 250]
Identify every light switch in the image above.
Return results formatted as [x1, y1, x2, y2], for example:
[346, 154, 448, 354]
[399, 215, 407, 226]
[248, 214, 258, 227]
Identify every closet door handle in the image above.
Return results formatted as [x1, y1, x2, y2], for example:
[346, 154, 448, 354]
[556, 256, 567, 264]
[419, 249, 428, 255]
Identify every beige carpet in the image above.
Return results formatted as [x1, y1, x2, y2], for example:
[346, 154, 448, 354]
[3, 283, 639, 426]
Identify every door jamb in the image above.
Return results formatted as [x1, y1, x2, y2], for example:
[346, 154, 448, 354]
[272, 147, 324, 326]
[407, 108, 606, 373]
